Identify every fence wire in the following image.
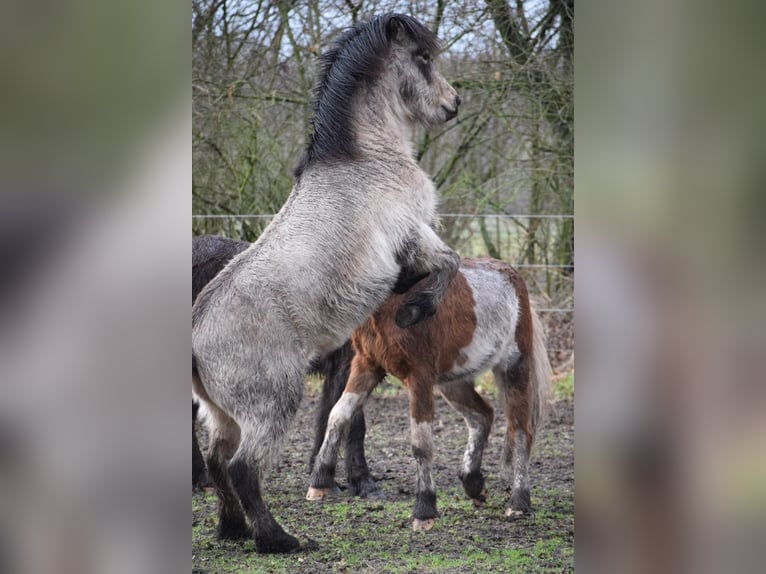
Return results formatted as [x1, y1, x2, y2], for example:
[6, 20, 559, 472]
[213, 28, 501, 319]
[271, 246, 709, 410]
[192, 213, 574, 318]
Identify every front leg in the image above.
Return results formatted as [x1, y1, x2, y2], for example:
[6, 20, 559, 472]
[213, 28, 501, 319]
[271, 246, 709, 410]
[395, 223, 460, 328]
[407, 376, 438, 531]
[307, 356, 385, 501]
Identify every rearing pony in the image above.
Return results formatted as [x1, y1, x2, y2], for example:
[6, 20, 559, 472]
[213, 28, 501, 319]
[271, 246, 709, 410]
[192, 14, 461, 553]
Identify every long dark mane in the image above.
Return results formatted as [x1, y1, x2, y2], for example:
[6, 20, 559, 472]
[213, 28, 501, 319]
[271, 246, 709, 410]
[294, 13, 440, 178]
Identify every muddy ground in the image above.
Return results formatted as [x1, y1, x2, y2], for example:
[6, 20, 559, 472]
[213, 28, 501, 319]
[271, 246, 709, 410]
[193, 381, 574, 573]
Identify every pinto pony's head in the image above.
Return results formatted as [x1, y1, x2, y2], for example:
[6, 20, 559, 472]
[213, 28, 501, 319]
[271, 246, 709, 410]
[295, 13, 460, 177]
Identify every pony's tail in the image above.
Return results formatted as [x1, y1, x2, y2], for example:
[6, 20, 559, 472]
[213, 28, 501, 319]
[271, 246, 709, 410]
[529, 300, 553, 438]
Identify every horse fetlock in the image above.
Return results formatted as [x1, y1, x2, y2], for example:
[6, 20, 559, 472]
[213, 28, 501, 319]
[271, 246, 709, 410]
[412, 490, 437, 522]
[309, 462, 336, 489]
[459, 470, 486, 501]
[507, 487, 532, 517]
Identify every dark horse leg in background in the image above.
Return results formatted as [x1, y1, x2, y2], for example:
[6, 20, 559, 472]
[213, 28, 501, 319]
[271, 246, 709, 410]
[309, 342, 381, 498]
[192, 400, 208, 489]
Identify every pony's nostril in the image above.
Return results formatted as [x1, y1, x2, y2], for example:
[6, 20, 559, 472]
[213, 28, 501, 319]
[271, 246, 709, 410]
[455, 95, 461, 107]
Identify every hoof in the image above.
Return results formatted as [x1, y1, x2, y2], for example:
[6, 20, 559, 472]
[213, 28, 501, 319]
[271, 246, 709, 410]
[216, 516, 252, 540]
[254, 531, 301, 554]
[504, 507, 529, 520]
[361, 486, 387, 500]
[306, 486, 330, 501]
[412, 518, 435, 531]
[470, 487, 487, 507]
[349, 477, 385, 499]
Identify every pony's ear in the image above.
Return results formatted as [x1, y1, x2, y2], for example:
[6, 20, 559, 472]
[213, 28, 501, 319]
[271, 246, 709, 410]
[387, 16, 406, 43]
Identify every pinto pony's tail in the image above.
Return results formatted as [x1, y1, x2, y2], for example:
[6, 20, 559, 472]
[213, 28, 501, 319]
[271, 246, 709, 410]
[529, 300, 553, 438]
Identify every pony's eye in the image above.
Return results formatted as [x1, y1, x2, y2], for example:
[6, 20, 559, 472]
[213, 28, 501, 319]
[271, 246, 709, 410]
[417, 52, 431, 65]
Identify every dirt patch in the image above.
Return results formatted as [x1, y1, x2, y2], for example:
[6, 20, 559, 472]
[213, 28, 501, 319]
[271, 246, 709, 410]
[193, 383, 574, 573]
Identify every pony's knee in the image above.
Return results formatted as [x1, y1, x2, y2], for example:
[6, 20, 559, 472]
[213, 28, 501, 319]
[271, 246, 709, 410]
[327, 392, 363, 428]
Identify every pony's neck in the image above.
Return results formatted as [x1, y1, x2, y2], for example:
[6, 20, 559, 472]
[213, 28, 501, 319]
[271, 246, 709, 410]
[354, 89, 417, 160]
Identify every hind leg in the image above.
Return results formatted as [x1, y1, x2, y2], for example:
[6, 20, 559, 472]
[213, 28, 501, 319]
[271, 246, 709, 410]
[407, 374, 438, 531]
[228, 436, 299, 553]
[345, 408, 382, 498]
[307, 356, 384, 500]
[228, 376, 304, 554]
[494, 358, 535, 517]
[437, 380, 494, 506]
[198, 400, 251, 540]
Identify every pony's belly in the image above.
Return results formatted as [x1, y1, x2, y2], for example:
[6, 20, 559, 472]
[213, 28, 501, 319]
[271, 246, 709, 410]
[439, 335, 518, 383]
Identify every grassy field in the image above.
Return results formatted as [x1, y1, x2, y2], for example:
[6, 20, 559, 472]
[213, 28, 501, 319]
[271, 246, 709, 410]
[193, 377, 574, 573]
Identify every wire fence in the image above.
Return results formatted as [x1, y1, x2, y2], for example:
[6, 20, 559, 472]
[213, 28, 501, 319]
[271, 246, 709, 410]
[193, 213, 574, 364]
[192, 213, 573, 311]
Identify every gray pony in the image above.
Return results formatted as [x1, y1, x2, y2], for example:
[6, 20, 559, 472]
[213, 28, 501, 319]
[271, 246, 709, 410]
[192, 13, 461, 553]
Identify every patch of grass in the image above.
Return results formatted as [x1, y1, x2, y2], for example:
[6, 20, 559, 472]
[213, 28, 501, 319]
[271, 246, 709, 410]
[193, 382, 574, 574]
[305, 373, 324, 396]
[372, 375, 406, 398]
[194, 486, 574, 573]
[474, 371, 499, 400]
[553, 371, 574, 401]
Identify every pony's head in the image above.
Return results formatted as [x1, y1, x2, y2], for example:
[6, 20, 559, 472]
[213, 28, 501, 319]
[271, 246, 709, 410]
[295, 13, 460, 177]
[382, 14, 460, 129]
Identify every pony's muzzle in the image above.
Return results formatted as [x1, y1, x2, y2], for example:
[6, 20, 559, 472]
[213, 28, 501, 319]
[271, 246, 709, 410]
[442, 96, 461, 121]
[442, 105, 458, 121]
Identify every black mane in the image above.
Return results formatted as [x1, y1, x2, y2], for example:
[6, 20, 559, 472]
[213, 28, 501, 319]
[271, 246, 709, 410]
[294, 13, 440, 178]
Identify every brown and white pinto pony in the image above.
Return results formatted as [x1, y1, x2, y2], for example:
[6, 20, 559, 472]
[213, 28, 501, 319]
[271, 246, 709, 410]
[307, 258, 551, 531]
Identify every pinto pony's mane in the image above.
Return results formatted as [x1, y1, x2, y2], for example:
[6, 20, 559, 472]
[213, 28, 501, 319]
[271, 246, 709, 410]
[294, 13, 441, 178]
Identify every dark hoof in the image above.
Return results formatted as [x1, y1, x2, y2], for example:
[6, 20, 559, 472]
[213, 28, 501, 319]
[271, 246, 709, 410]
[254, 530, 301, 554]
[193, 470, 212, 490]
[216, 515, 252, 540]
[348, 477, 385, 499]
[460, 470, 486, 502]
[298, 538, 320, 552]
